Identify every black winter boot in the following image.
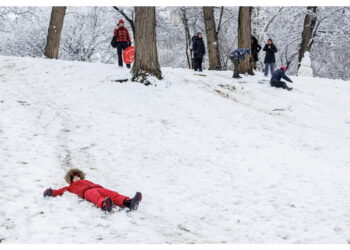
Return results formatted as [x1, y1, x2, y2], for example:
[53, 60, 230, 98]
[124, 192, 142, 211]
[102, 197, 113, 212]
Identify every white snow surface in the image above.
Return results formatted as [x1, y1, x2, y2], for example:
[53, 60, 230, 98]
[298, 51, 313, 77]
[0, 56, 350, 243]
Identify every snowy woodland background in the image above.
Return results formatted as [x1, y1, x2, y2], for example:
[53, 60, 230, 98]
[0, 6, 350, 80]
[1, 5, 350, 244]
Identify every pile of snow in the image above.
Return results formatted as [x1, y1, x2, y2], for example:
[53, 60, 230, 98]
[298, 51, 313, 77]
[0, 56, 350, 243]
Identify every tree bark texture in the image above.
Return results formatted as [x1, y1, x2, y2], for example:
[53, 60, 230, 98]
[131, 7, 162, 84]
[203, 6, 222, 70]
[44, 6, 66, 59]
[237, 6, 254, 75]
[298, 6, 317, 68]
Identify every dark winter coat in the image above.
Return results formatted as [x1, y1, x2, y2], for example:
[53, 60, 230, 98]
[271, 69, 293, 83]
[263, 44, 277, 63]
[229, 48, 251, 62]
[192, 37, 206, 59]
[251, 38, 262, 62]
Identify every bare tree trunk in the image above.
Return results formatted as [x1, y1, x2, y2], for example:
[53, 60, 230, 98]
[112, 6, 135, 40]
[179, 7, 192, 69]
[131, 7, 162, 84]
[44, 7, 66, 59]
[298, 6, 317, 69]
[237, 7, 254, 75]
[203, 6, 222, 70]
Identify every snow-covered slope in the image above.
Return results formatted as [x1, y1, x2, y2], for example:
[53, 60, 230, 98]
[0, 56, 350, 243]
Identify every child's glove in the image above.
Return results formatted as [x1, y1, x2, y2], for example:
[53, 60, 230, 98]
[43, 188, 52, 197]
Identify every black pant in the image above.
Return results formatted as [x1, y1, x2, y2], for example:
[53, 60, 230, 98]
[194, 57, 203, 71]
[117, 42, 131, 68]
[270, 80, 290, 90]
[232, 59, 240, 78]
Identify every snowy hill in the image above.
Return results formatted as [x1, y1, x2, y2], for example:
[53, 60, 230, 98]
[0, 56, 350, 243]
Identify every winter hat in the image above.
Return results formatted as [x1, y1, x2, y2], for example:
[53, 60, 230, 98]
[118, 19, 125, 24]
[64, 168, 86, 184]
[281, 66, 287, 71]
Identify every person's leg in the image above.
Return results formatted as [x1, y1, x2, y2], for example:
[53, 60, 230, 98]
[280, 81, 292, 90]
[198, 58, 203, 72]
[96, 188, 130, 208]
[270, 80, 276, 87]
[194, 58, 199, 71]
[233, 60, 240, 78]
[270, 63, 275, 75]
[252, 60, 257, 70]
[121, 42, 131, 69]
[84, 188, 105, 208]
[273, 80, 285, 89]
[117, 44, 123, 67]
[264, 63, 269, 76]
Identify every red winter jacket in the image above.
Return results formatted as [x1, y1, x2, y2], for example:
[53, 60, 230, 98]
[114, 27, 131, 43]
[51, 180, 103, 198]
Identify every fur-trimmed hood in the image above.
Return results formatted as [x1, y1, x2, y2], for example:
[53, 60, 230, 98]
[64, 168, 86, 184]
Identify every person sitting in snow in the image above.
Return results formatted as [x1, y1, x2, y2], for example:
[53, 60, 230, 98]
[270, 66, 293, 91]
[43, 168, 142, 212]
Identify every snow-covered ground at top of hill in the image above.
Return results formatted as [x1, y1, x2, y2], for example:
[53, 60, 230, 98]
[0, 56, 350, 243]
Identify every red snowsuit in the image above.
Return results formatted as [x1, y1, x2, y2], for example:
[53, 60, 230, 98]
[51, 180, 130, 208]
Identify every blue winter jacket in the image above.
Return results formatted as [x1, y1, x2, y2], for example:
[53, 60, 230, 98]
[271, 69, 293, 83]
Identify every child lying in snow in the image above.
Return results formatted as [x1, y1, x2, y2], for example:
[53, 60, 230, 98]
[43, 168, 142, 212]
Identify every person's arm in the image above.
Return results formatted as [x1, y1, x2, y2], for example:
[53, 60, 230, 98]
[263, 44, 268, 51]
[282, 73, 293, 83]
[114, 29, 119, 39]
[257, 44, 262, 52]
[203, 42, 206, 55]
[192, 40, 197, 52]
[50, 187, 69, 197]
[272, 44, 277, 53]
[126, 29, 131, 43]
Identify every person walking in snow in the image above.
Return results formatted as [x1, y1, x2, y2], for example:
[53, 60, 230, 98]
[192, 32, 206, 72]
[270, 66, 293, 91]
[229, 48, 251, 79]
[263, 39, 277, 76]
[113, 19, 132, 69]
[43, 168, 142, 212]
[251, 36, 262, 70]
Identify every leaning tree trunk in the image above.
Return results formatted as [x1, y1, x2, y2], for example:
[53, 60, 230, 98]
[44, 6, 66, 59]
[237, 7, 254, 75]
[179, 7, 192, 69]
[131, 7, 162, 84]
[298, 6, 317, 69]
[203, 6, 221, 70]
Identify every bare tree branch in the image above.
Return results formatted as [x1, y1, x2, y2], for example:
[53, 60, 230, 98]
[216, 6, 224, 35]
